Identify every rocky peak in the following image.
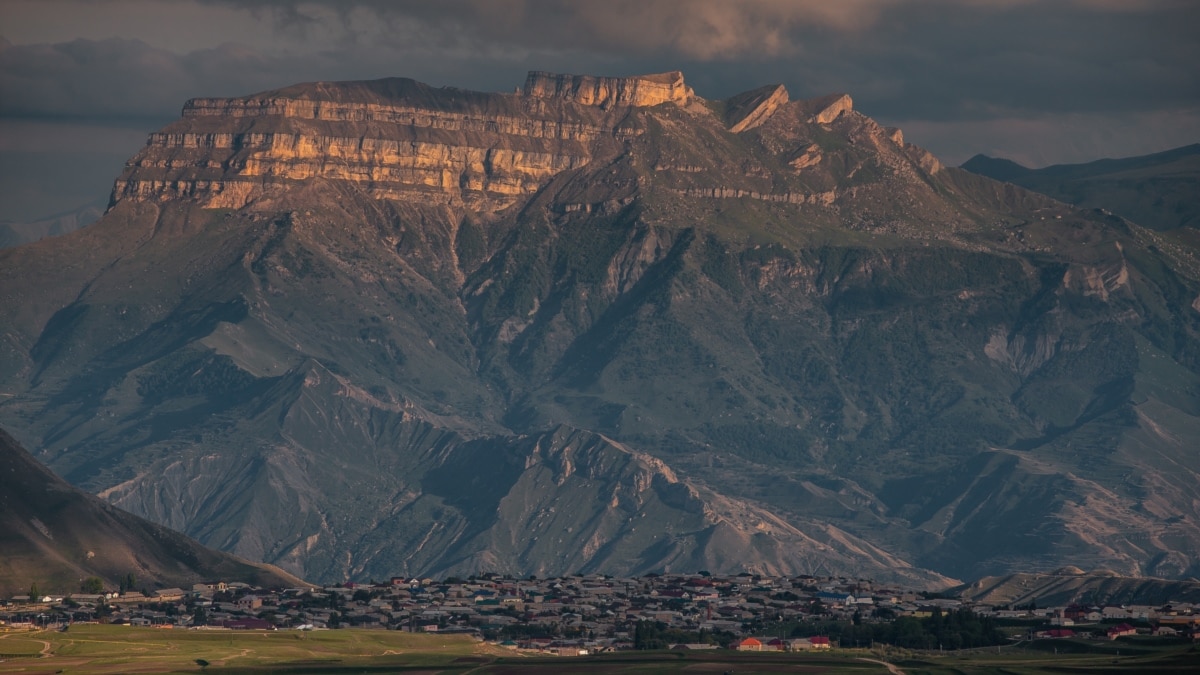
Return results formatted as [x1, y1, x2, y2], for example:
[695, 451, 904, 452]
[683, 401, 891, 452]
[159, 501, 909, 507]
[808, 93, 854, 124]
[725, 84, 789, 133]
[522, 70, 693, 108]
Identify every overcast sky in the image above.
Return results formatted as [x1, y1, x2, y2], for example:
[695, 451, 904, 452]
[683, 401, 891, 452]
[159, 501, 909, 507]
[2, 0, 1198, 221]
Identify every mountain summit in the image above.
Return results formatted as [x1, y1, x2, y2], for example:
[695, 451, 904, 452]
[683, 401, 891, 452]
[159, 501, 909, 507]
[2, 71, 1198, 585]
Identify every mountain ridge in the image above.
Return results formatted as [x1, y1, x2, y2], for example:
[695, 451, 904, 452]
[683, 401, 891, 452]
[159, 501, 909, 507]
[962, 143, 1200, 231]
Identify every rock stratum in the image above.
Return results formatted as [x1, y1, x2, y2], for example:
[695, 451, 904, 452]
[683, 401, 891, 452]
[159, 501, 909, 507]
[2, 71, 1199, 587]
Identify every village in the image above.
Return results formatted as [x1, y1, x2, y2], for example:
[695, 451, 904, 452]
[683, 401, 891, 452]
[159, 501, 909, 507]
[3, 573, 1199, 655]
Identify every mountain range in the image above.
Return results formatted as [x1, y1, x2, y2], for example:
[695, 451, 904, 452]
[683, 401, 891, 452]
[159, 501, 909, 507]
[962, 143, 1200, 231]
[1, 71, 1198, 587]
[0, 201, 104, 249]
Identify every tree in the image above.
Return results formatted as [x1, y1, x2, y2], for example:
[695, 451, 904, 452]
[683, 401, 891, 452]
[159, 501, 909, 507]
[29, 582, 40, 599]
[120, 573, 137, 594]
[81, 576, 104, 594]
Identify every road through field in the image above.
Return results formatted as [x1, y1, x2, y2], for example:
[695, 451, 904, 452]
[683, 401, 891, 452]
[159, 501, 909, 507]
[858, 657, 906, 675]
[0, 631, 51, 656]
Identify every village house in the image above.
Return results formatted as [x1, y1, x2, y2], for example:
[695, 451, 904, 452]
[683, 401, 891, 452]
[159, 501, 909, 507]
[733, 636, 763, 651]
[152, 588, 186, 602]
[1101, 606, 1131, 620]
[1105, 623, 1137, 640]
[235, 595, 263, 611]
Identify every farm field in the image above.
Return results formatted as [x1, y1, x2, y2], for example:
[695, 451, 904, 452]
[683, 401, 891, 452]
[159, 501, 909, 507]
[0, 625, 495, 674]
[0, 627, 1197, 674]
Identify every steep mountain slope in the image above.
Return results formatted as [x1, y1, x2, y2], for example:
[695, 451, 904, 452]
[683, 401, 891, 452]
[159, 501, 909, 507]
[1, 71, 1198, 585]
[962, 143, 1200, 231]
[0, 428, 305, 596]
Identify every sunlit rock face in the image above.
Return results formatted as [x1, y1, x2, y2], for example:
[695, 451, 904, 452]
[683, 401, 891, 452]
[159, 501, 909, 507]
[113, 74, 667, 213]
[522, 70, 694, 108]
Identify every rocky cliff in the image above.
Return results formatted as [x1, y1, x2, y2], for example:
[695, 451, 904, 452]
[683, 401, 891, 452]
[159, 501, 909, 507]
[522, 70, 693, 108]
[112, 75, 644, 213]
[3, 70, 1199, 585]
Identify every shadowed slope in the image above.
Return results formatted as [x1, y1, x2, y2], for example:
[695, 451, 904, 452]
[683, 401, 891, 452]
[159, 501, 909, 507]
[0, 428, 307, 595]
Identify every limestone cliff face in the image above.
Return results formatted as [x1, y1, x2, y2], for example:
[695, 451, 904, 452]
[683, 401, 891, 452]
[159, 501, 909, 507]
[112, 75, 647, 213]
[112, 73, 703, 213]
[523, 70, 693, 108]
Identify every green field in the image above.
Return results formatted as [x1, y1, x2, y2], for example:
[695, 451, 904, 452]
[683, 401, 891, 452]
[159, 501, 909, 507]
[0, 625, 493, 674]
[0, 627, 1197, 674]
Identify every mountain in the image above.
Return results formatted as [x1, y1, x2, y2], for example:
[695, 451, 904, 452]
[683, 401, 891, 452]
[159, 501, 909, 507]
[962, 143, 1200, 231]
[1, 71, 1198, 586]
[0, 200, 104, 249]
[958, 567, 1200, 607]
[0, 428, 306, 596]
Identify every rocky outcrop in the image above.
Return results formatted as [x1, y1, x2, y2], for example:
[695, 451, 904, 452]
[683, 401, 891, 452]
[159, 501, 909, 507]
[523, 70, 693, 108]
[789, 144, 823, 170]
[810, 93, 854, 124]
[678, 186, 837, 206]
[725, 84, 789, 133]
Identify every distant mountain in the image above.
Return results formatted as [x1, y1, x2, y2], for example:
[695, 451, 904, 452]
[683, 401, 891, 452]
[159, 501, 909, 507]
[0, 200, 105, 249]
[1, 71, 1198, 586]
[962, 143, 1200, 230]
[0, 428, 306, 596]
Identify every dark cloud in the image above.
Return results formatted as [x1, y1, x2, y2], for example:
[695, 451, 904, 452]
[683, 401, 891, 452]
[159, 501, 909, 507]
[193, 0, 1200, 163]
[6, 0, 1184, 124]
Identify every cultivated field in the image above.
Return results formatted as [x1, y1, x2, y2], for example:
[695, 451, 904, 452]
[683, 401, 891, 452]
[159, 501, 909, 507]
[0, 627, 1197, 674]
